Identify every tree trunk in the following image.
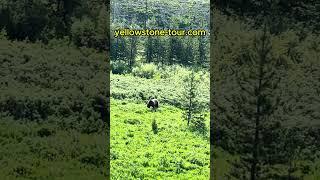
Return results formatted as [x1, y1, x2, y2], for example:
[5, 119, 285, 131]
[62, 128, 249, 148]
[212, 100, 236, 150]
[145, 0, 148, 29]
[251, 22, 267, 180]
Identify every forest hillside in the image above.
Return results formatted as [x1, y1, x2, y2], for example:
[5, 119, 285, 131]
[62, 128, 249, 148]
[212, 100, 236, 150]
[211, 1, 320, 179]
[0, 1, 110, 179]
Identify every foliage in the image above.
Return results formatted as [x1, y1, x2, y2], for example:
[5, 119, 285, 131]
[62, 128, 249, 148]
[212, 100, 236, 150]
[0, 39, 108, 126]
[111, 60, 130, 74]
[190, 114, 208, 136]
[181, 69, 205, 126]
[71, 17, 96, 48]
[0, 0, 110, 179]
[214, 0, 320, 33]
[132, 63, 157, 79]
[111, 66, 209, 109]
[0, 38, 109, 178]
[110, 99, 210, 179]
[152, 118, 158, 134]
[211, 5, 320, 179]
[0, 0, 108, 50]
[0, 117, 107, 179]
[110, 0, 210, 68]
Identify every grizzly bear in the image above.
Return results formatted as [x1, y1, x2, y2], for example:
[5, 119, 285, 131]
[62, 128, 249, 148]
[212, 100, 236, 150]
[147, 97, 159, 110]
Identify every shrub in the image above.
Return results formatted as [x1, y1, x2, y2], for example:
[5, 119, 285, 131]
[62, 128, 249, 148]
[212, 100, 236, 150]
[0, 28, 7, 40]
[152, 118, 158, 134]
[79, 116, 104, 134]
[111, 61, 130, 74]
[132, 63, 157, 79]
[190, 157, 204, 167]
[124, 119, 141, 125]
[12, 165, 32, 177]
[47, 37, 70, 48]
[71, 17, 96, 48]
[37, 127, 54, 137]
[190, 114, 207, 135]
[110, 73, 209, 109]
[176, 160, 184, 174]
[158, 157, 170, 170]
[79, 151, 104, 168]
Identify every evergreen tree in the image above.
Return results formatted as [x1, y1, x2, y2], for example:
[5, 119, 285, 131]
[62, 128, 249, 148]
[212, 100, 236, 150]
[183, 37, 195, 66]
[95, 4, 109, 51]
[211, 1, 320, 179]
[214, 25, 287, 179]
[198, 35, 207, 67]
[182, 69, 204, 126]
[128, 36, 137, 68]
[145, 37, 153, 63]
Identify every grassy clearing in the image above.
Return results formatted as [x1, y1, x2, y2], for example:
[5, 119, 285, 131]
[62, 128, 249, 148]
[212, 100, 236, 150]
[110, 99, 210, 179]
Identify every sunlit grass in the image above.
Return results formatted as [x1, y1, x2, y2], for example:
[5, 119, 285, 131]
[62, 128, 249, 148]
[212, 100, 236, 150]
[110, 99, 210, 179]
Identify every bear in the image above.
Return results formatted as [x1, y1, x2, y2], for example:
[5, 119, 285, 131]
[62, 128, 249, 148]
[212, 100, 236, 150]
[147, 97, 159, 111]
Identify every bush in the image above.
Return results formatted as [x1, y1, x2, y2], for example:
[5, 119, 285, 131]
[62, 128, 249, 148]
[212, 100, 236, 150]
[47, 37, 71, 48]
[132, 63, 157, 79]
[71, 17, 96, 48]
[110, 72, 209, 109]
[79, 151, 105, 168]
[12, 165, 32, 177]
[37, 127, 55, 137]
[111, 61, 130, 74]
[152, 118, 158, 134]
[124, 119, 141, 125]
[79, 116, 104, 134]
[190, 114, 207, 135]
[157, 64, 189, 79]
[0, 29, 7, 40]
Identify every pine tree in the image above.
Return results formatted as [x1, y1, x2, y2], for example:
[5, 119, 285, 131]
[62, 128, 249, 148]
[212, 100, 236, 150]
[198, 36, 207, 67]
[95, 4, 109, 51]
[145, 37, 153, 63]
[128, 36, 137, 68]
[213, 25, 286, 179]
[182, 69, 204, 126]
[183, 37, 195, 66]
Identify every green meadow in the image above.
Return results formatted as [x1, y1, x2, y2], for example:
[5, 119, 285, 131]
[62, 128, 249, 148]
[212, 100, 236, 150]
[110, 68, 210, 179]
[111, 99, 209, 179]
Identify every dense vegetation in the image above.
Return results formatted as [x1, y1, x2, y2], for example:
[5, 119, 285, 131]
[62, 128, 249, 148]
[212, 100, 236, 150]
[0, 37, 109, 179]
[211, 1, 320, 179]
[0, 0, 109, 51]
[110, 61, 210, 179]
[111, 67, 209, 109]
[0, 117, 107, 179]
[2, 0, 318, 179]
[111, 0, 210, 70]
[110, 0, 210, 179]
[110, 95, 209, 179]
[0, 1, 110, 179]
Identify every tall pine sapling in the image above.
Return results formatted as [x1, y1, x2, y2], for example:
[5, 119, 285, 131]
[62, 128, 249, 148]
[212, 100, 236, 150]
[182, 69, 204, 126]
[217, 25, 285, 179]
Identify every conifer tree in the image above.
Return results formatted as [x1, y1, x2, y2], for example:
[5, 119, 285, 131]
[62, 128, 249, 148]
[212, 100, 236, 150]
[214, 24, 286, 179]
[182, 69, 204, 126]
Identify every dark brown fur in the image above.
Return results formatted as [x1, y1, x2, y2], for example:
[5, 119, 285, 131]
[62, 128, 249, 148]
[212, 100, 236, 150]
[147, 98, 159, 109]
